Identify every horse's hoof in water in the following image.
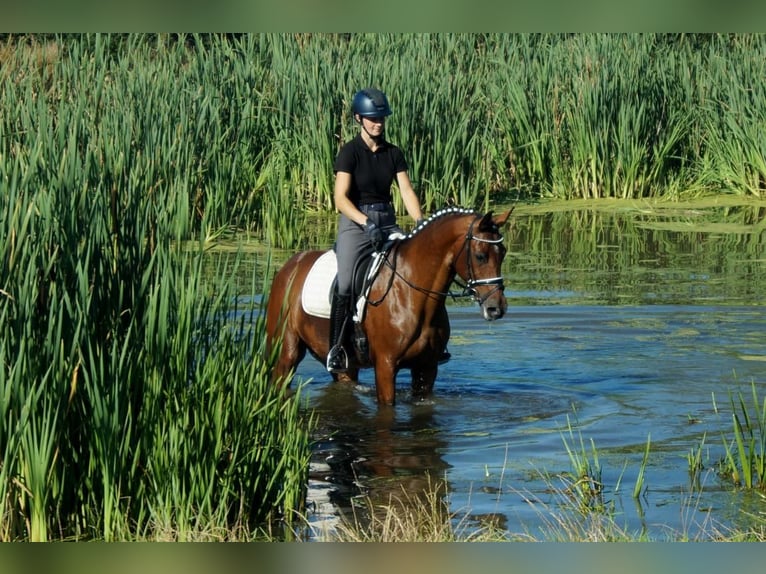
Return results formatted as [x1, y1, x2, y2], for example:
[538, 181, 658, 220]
[333, 371, 358, 385]
[411, 390, 434, 404]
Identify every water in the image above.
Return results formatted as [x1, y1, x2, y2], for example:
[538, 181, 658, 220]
[278, 204, 766, 539]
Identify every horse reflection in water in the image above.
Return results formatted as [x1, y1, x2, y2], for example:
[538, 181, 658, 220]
[265, 207, 513, 406]
[307, 382, 451, 537]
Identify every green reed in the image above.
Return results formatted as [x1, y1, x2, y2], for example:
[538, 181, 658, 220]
[558, 413, 605, 514]
[632, 434, 651, 499]
[696, 35, 766, 197]
[717, 382, 766, 490]
[0, 37, 311, 539]
[5, 33, 766, 252]
[556, 406, 651, 520]
[687, 434, 702, 485]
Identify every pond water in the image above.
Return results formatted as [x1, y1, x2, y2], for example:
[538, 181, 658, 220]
[263, 202, 766, 540]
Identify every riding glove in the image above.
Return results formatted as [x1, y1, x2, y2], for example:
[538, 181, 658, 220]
[364, 220, 385, 251]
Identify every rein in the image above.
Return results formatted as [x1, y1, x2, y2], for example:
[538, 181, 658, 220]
[368, 213, 505, 306]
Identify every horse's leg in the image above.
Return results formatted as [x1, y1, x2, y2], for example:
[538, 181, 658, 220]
[373, 359, 397, 406]
[411, 362, 438, 400]
[273, 327, 306, 386]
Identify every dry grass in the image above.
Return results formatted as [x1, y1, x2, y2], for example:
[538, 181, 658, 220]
[304, 477, 766, 543]
[0, 35, 60, 81]
[311, 476, 512, 542]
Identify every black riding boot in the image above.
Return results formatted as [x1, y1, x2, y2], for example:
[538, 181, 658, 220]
[326, 292, 351, 373]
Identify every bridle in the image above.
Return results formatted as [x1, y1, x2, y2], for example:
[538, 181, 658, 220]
[369, 213, 506, 306]
[452, 215, 506, 305]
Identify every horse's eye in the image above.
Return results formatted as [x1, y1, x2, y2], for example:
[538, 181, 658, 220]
[475, 252, 488, 264]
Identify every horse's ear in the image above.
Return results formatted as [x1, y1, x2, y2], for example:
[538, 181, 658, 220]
[479, 207, 514, 232]
[492, 207, 514, 228]
[479, 211, 495, 231]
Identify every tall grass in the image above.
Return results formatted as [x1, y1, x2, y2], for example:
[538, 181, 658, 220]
[0, 34, 311, 540]
[698, 35, 766, 197]
[5, 34, 766, 254]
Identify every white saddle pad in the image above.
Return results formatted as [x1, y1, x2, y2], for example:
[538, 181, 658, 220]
[301, 236, 401, 320]
[301, 251, 336, 319]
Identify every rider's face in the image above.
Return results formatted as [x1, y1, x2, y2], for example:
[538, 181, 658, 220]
[360, 115, 385, 132]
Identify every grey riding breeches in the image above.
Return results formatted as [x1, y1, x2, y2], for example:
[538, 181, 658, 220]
[334, 203, 401, 297]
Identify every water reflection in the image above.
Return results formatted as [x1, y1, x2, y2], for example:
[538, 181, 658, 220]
[306, 381, 450, 533]
[504, 205, 766, 305]
[218, 203, 766, 307]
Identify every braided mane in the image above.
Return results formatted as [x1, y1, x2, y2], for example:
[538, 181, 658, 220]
[406, 206, 477, 239]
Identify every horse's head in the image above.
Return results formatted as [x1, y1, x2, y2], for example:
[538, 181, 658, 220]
[454, 209, 512, 321]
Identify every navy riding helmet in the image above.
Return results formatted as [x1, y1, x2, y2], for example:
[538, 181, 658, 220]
[351, 88, 392, 119]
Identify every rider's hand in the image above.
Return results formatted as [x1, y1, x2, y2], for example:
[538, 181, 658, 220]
[364, 220, 385, 251]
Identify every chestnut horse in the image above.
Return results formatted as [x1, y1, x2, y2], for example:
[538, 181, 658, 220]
[264, 207, 512, 406]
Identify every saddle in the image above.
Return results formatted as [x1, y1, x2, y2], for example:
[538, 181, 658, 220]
[300, 231, 450, 367]
[300, 240, 397, 322]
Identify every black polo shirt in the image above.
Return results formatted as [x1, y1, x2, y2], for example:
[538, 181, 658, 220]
[333, 134, 408, 206]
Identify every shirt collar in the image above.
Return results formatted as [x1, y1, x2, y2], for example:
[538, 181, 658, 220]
[354, 132, 389, 152]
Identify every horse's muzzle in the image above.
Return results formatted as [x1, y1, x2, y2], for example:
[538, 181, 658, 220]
[473, 282, 507, 321]
[482, 304, 506, 321]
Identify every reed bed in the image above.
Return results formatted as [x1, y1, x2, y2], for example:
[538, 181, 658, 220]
[4, 33, 766, 250]
[715, 382, 766, 491]
[0, 34, 312, 541]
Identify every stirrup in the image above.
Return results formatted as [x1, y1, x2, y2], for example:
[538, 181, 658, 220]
[326, 345, 349, 373]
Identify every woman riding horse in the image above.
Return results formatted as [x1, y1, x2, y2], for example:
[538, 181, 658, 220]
[264, 206, 512, 406]
[327, 87, 424, 373]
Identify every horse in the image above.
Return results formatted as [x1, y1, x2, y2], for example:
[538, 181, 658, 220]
[264, 206, 513, 406]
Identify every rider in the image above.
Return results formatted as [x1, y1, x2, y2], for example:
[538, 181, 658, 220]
[326, 87, 424, 373]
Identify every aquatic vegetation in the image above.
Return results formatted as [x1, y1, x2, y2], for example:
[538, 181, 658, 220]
[717, 382, 766, 490]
